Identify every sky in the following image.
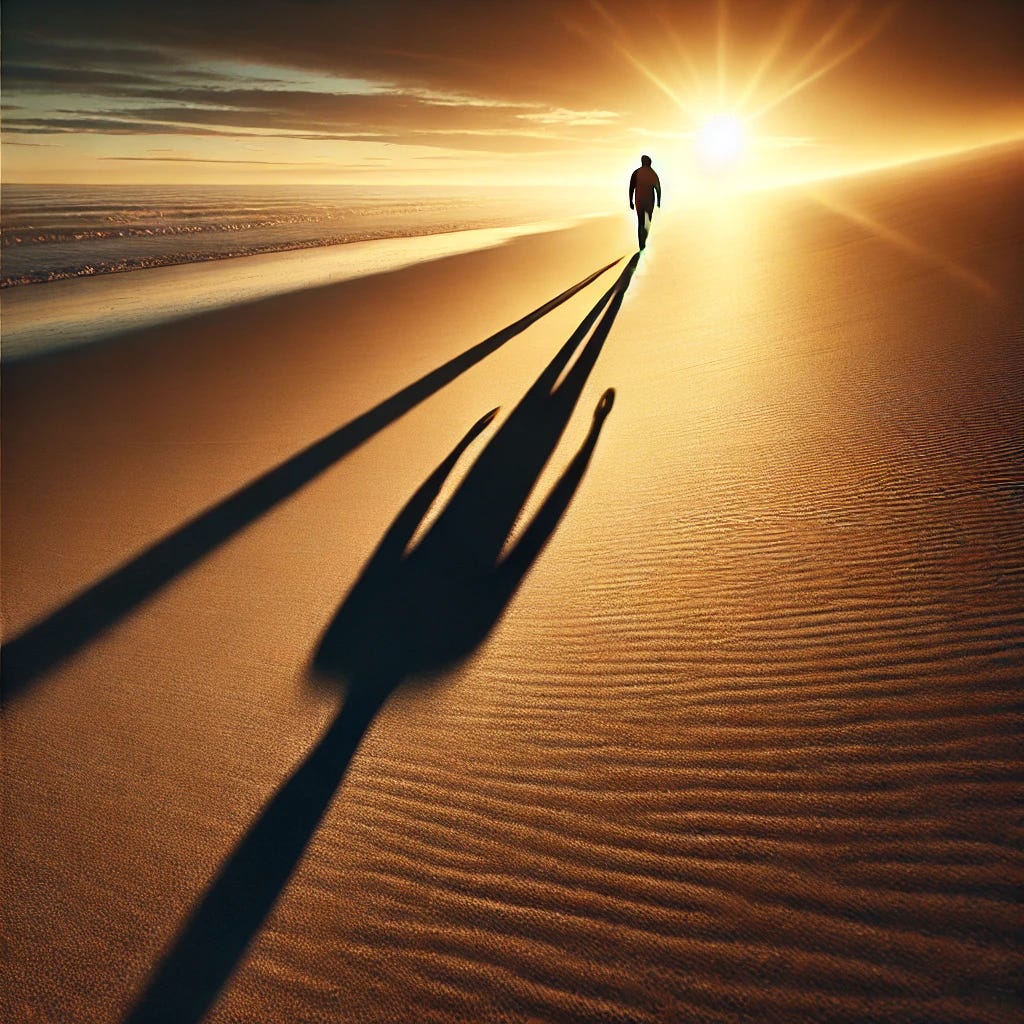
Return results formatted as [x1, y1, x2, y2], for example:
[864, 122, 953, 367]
[3, 0, 1024, 187]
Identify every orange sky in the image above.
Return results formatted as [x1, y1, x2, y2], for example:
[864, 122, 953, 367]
[3, 0, 1023, 187]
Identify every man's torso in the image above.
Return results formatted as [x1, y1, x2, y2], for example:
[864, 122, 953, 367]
[632, 166, 659, 209]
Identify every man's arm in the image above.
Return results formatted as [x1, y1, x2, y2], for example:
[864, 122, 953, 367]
[628, 169, 637, 209]
[654, 173, 662, 207]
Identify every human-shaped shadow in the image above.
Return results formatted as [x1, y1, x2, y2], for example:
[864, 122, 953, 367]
[1, 258, 621, 702]
[123, 253, 639, 1024]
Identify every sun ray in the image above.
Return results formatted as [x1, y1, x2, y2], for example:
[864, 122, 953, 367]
[652, 2, 703, 94]
[750, 2, 900, 121]
[716, 0, 729, 106]
[810, 190, 995, 297]
[611, 40, 697, 116]
[763, 1, 862, 102]
[587, 0, 700, 117]
[735, 0, 810, 111]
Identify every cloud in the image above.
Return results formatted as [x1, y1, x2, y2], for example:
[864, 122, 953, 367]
[2, 116, 241, 137]
[3, 0, 1023, 164]
[99, 155, 337, 166]
[517, 108, 620, 126]
[2, 64, 173, 91]
[1, 58, 621, 152]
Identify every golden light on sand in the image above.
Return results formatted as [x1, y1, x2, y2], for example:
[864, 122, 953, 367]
[6, 143, 1024, 1023]
[809, 187, 996, 297]
[694, 113, 747, 170]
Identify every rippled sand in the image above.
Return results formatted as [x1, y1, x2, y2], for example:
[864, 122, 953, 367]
[3, 148, 1022, 1023]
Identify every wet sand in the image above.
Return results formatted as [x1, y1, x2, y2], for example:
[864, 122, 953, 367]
[0, 218, 595, 361]
[2, 148, 1022, 1023]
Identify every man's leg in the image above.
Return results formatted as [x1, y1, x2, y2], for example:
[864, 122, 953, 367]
[637, 204, 652, 249]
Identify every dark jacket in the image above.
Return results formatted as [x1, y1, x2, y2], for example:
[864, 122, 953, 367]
[629, 165, 662, 209]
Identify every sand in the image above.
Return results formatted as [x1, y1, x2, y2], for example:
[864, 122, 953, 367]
[2, 148, 1022, 1024]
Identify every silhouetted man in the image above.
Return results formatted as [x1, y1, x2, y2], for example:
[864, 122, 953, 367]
[629, 154, 662, 250]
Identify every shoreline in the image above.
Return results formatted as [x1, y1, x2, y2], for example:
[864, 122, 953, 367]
[0, 212, 615, 362]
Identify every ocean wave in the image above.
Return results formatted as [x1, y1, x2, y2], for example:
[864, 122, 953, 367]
[1, 215, 329, 247]
[0, 184, 601, 289]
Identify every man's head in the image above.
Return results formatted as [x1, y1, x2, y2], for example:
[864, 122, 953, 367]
[640, 154, 652, 167]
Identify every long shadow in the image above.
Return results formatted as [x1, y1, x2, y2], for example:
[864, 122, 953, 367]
[123, 253, 640, 1024]
[1, 257, 623, 703]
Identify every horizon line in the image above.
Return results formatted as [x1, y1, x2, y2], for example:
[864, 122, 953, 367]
[3, 133, 1023, 192]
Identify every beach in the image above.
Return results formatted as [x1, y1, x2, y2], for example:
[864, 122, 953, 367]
[2, 146, 1022, 1024]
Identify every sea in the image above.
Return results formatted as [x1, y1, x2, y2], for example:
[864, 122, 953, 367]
[0, 184, 610, 359]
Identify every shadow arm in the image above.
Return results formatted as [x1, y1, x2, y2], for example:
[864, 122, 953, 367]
[357, 406, 499, 576]
[313, 407, 498, 676]
[497, 389, 615, 595]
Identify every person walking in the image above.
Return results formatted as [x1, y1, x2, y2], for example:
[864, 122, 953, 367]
[629, 155, 662, 250]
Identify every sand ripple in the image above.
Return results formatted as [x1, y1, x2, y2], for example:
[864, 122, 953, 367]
[3, 151, 1021, 1024]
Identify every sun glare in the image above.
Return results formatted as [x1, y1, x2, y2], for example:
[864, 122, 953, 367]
[695, 114, 747, 169]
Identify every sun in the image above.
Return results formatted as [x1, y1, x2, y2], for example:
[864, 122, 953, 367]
[694, 114, 748, 170]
